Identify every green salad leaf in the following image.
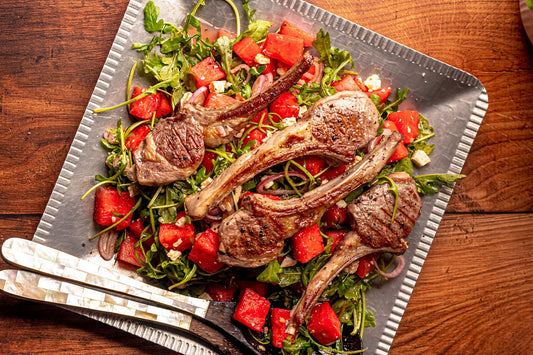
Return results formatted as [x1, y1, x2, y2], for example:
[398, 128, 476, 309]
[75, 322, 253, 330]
[144, 1, 165, 32]
[414, 173, 467, 195]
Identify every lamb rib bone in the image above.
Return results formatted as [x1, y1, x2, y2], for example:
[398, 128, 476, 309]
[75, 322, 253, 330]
[177, 52, 314, 148]
[216, 131, 403, 268]
[133, 52, 313, 186]
[287, 171, 422, 335]
[185, 90, 380, 219]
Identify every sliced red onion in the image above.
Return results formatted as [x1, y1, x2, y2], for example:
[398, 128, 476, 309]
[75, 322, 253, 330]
[208, 207, 221, 215]
[251, 74, 267, 96]
[188, 86, 208, 106]
[264, 72, 274, 86]
[204, 214, 223, 223]
[376, 255, 406, 279]
[98, 230, 118, 261]
[256, 171, 308, 195]
[311, 62, 324, 84]
[231, 64, 251, 84]
[204, 207, 223, 223]
[302, 72, 314, 81]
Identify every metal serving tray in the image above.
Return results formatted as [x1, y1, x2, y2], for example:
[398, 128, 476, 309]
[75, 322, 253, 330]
[30, 0, 488, 354]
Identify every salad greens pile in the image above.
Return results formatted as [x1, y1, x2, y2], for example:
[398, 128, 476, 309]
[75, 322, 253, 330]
[89, 1, 465, 354]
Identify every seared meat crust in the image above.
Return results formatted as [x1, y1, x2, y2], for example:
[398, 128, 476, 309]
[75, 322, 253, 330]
[287, 172, 421, 334]
[216, 132, 402, 268]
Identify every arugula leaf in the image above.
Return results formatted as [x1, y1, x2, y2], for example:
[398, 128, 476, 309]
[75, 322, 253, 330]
[257, 259, 282, 284]
[160, 34, 189, 54]
[392, 157, 414, 176]
[313, 29, 354, 85]
[313, 29, 333, 66]
[282, 334, 310, 353]
[370, 94, 381, 107]
[345, 185, 365, 204]
[409, 142, 435, 156]
[278, 266, 303, 288]
[132, 36, 165, 54]
[242, 0, 257, 22]
[183, 0, 205, 35]
[378, 88, 409, 115]
[364, 309, 376, 328]
[144, 1, 165, 32]
[214, 36, 236, 85]
[237, 19, 272, 42]
[256, 259, 302, 287]
[414, 173, 467, 195]
[292, 82, 330, 107]
[418, 113, 433, 136]
[332, 299, 357, 325]
[406, 113, 435, 156]
[301, 253, 331, 287]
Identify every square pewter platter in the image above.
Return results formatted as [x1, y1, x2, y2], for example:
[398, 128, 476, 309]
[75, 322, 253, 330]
[30, 0, 488, 354]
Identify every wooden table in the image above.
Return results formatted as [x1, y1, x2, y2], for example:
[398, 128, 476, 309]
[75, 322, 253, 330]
[1, 0, 531, 354]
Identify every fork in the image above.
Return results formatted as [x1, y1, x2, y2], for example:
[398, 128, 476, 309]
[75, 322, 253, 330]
[0, 238, 263, 355]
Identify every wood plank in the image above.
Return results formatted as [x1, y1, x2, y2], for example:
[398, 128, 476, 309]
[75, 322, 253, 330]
[1, 213, 531, 354]
[390, 213, 533, 354]
[0, 0, 531, 354]
[0, 297, 175, 355]
[1, 0, 531, 214]
[309, 0, 533, 72]
[0, 0, 128, 215]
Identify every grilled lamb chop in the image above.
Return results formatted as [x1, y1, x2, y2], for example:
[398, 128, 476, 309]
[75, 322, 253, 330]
[178, 52, 313, 148]
[185, 90, 380, 219]
[216, 132, 402, 268]
[133, 53, 314, 186]
[287, 172, 422, 334]
[134, 117, 204, 186]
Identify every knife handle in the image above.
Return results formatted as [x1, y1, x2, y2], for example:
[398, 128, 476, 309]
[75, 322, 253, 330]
[1, 238, 209, 317]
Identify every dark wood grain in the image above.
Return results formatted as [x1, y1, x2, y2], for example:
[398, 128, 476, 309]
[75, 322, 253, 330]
[0, 0, 532, 354]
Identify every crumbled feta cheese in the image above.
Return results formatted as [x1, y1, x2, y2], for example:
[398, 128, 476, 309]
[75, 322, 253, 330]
[201, 177, 213, 189]
[209, 80, 231, 93]
[175, 216, 187, 227]
[321, 178, 329, 185]
[180, 92, 193, 107]
[280, 256, 297, 268]
[364, 74, 381, 91]
[411, 150, 431, 167]
[254, 53, 271, 65]
[280, 116, 297, 128]
[298, 106, 307, 118]
[111, 216, 117, 223]
[336, 200, 348, 209]
[172, 239, 183, 249]
[167, 249, 182, 261]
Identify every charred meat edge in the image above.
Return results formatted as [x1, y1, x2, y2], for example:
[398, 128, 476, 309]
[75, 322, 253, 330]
[216, 131, 403, 268]
[287, 172, 422, 335]
[185, 90, 380, 219]
[133, 52, 313, 186]
[177, 52, 314, 148]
